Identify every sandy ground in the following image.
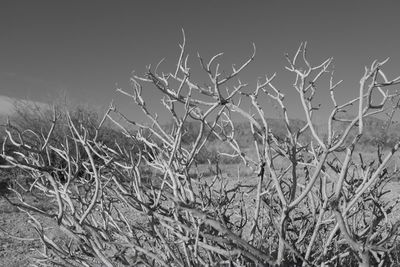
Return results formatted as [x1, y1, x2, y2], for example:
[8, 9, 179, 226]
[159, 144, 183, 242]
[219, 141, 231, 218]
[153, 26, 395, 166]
[0, 198, 42, 267]
[0, 163, 399, 266]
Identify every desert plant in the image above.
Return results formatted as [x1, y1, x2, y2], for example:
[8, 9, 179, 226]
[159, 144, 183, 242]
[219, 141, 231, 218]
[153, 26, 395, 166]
[2, 32, 400, 266]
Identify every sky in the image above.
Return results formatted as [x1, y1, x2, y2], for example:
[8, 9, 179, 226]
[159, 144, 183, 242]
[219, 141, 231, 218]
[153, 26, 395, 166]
[1, 1, 400, 124]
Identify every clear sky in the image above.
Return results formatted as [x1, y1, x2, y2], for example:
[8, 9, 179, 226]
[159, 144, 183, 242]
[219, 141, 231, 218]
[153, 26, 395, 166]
[2, 1, 400, 123]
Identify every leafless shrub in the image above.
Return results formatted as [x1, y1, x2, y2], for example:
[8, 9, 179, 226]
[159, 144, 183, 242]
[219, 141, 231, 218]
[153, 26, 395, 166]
[2, 32, 400, 266]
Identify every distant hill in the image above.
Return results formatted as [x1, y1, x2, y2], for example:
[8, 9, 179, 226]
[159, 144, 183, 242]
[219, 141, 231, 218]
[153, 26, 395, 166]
[329, 115, 400, 148]
[0, 96, 15, 116]
[0, 96, 49, 122]
[173, 115, 400, 151]
[1, 94, 399, 160]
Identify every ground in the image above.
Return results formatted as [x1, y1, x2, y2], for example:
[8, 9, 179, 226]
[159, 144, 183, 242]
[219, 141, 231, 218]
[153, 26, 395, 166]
[0, 164, 253, 266]
[0, 197, 43, 266]
[0, 170, 59, 267]
[1, 161, 400, 266]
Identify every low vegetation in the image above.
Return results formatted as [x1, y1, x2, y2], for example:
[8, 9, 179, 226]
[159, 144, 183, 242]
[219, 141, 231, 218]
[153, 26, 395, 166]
[1, 33, 400, 266]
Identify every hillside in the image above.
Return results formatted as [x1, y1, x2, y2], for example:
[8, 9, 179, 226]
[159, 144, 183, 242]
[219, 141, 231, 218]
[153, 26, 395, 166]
[1, 99, 398, 166]
[177, 115, 400, 152]
[0, 96, 15, 116]
[329, 115, 400, 148]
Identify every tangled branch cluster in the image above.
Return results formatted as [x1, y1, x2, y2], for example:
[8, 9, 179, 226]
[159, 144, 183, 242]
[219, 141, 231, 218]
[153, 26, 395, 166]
[2, 33, 400, 266]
